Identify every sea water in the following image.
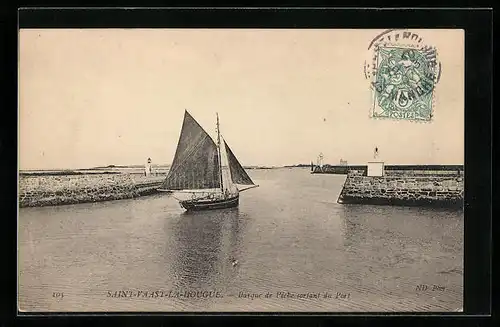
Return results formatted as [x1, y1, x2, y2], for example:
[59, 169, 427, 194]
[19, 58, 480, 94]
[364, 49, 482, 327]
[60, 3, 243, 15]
[18, 168, 463, 312]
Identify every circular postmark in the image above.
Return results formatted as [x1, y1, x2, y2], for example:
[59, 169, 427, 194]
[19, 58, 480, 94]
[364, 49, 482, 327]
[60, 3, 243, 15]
[364, 30, 441, 122]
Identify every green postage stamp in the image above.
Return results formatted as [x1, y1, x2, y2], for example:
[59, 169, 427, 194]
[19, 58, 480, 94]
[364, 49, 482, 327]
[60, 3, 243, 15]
[364, 30, 441, 122]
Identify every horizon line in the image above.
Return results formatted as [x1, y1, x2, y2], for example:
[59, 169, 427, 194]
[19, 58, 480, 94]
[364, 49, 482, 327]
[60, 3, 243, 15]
[19, 162, 465, 171]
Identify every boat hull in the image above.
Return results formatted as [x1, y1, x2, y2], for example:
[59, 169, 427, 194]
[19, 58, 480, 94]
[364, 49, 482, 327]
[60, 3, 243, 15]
[180, 194, 239, 211]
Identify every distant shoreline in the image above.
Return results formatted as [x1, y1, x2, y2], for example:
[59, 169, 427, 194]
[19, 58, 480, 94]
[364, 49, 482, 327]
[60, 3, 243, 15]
[19, 165, 281, 176]
[19, 164, 465, 176]
[19, 171, 123, 176]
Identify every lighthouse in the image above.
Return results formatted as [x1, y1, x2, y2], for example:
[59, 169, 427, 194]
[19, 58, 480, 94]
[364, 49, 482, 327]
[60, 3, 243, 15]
[145, 157, 152, 177]
[367, 146, 384, 177]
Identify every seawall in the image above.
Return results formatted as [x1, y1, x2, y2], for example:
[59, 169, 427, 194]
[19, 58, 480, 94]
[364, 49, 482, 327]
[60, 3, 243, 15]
[313, 164, 464, 175]
[18, 174, 166, 208]
[337, 172, 464, 208]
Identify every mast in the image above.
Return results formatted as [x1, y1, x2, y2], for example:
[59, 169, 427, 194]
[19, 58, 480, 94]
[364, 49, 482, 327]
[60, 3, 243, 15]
[216, 112, 224, 194]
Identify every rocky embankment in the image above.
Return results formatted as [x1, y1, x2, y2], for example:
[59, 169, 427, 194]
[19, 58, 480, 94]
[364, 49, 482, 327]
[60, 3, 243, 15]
[337, 171, 464, 208]
[19, 174, 166, 208]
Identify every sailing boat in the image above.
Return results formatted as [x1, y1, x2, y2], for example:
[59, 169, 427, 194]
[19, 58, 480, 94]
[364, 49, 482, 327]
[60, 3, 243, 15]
[158, 110, 258, 211]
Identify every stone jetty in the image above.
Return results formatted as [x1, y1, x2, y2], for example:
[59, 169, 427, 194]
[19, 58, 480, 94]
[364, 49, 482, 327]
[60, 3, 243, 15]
[18, 173, 166, 208]
[337, 170, 464, 208]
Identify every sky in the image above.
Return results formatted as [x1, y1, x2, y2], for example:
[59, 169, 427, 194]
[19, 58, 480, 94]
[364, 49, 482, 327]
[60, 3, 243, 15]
[19, 29, 464, 170]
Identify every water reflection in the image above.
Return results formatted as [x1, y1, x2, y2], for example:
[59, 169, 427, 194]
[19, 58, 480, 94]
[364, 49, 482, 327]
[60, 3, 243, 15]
[167, 207, 243, 291]
[338, 204, 464, 273]
[339, 204, 464, 248]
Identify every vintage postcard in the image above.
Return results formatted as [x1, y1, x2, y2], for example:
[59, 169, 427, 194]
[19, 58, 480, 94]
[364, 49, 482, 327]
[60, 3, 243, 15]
[18, 28, 464, 312]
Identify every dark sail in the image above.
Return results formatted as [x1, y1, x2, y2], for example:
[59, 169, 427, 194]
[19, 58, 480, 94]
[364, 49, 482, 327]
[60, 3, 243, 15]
[224, 140, 254, 185]
[161, 111, 221, 190]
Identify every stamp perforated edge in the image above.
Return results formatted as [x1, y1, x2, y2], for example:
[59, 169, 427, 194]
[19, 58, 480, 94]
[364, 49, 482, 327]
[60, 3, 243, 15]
[367, 40, 441, 124]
